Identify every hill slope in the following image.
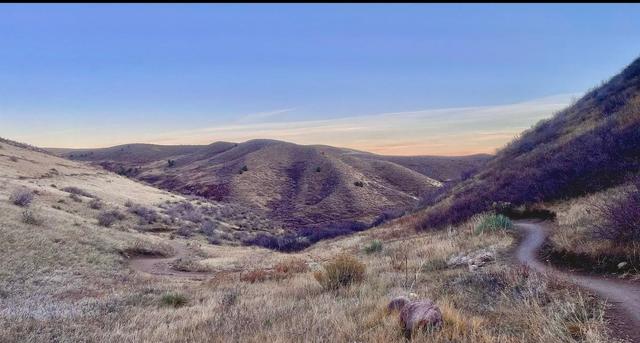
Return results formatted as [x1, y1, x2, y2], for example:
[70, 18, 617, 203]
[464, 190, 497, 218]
[418, 55, 640, 228]
[51, 140, 488, 231]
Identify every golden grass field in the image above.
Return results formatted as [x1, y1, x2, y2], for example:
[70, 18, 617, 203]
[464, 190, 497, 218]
[0, 140, 622, 342]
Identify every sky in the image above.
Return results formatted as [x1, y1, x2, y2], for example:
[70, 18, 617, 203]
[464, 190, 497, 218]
[1, 4, 640, 155]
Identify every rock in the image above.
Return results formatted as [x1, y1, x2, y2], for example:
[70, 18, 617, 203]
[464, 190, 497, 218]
[399, 299, 443, 336]
[468, 264, 479, 272]
[618, 262, 628, 269]
[387, 296, 410, 313]
[446, 254, 470, 267]
[447, 249, 495, 270]
[474, 252, 494, 264]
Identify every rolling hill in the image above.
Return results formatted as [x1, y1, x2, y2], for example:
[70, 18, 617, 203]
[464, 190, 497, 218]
[49, 140, 489, 232]
[417, 55, 640, 229]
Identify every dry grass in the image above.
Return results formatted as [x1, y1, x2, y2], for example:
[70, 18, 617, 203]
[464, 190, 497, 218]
[0, 140, 621, 342]
[545, 184, 640, 276]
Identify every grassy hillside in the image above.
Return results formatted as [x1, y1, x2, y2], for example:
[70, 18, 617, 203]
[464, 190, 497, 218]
[0, 139, 616, 342]
[50, 140, 486, 240]
[418, 56, 640, 229]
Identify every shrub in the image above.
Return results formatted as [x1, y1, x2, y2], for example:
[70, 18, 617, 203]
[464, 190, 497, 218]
[167, 159, 176, 167]
[363, 239, 383, 254]
[97, 210, 125, 227]
[591, 183, 640, 243]
[69, 193, 82, 202]
[314, 254, 366, 290]
[160, 292, 188, 308]
[315, 166, 321, 172]
[176, 226, 193, 237]
[22, 208, 42, 225]
[62, 186, 95, 198]
[473, 213, 513, 235]
[354, 181, 364, 187]
[220, 287, 241, 307]
[10, 188, 34, 207]
[240, 269, 270, 283]
[200, 220, 218, 236]
[88, 199, 103, 210]
[128, 204, 159, 224]
[274, 258, 309, 275]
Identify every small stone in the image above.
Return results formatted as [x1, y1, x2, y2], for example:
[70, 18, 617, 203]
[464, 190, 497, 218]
[618, 262, 628, 269]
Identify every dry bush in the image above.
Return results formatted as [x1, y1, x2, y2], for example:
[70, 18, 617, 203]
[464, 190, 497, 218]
[128, 204, 159, 224]
[274, 258, 309, 275]
[591, 181, 640, 243]
[240, 269, 270, 283]
[62, 186, 95, 198]
[364, 239, 383, 254]
[314, 253, 366, 290]
[122, 240, 174, 257]
[21, 208, 42, 225]
[10, 188, 34, 207]
[176, 226, 193, 237]
[97, 210, 125, 227]
[88, 198, 103, 210]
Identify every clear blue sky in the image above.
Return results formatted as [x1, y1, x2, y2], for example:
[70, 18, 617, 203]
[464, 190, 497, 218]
[1, 4, 640, 154]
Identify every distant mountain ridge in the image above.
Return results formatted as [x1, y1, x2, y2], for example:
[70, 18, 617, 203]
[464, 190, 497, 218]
[49, 139, 490, 230]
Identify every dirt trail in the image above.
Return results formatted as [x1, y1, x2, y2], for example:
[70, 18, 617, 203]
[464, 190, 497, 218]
[515, 221, 640, 342]
[128, 241, 214, 280]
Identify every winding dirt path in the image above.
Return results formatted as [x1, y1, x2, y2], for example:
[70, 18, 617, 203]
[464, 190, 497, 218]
[128, 241, 215, 280]
[515, 221, 640, 342]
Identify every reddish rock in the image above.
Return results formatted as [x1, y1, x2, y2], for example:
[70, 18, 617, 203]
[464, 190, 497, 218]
[387, 296, 410, 313]
[399, 299, 443, 336]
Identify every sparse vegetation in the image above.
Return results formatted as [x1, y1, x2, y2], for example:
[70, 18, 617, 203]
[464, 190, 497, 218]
[364, 239, 383, 254]
[591, 180, 640, 243]
[159, 292, 188, 308]
[176, 226, 193, 237]
[88, 198, 103, 209]
[62, 186, 95, 198]
[21, 208, 41, 225]
[313, 253, 366, 290]
[473, 213, 512, 235]
[9, 188, 34, 207]
[128, 203, 159, 224]
[419, 56, 640, 230]
[97, 209, 125, 227]
[69, 193, 83, 202]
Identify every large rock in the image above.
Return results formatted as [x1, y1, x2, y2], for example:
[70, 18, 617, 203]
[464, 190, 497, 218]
[398, 299, 443, 336]
[447, 248, 495, 271]
[387, 296, 410, 313]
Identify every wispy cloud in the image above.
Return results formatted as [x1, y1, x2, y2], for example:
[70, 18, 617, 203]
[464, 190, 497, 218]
[140, 93, 578, 155]
[235, 108, 297, 124]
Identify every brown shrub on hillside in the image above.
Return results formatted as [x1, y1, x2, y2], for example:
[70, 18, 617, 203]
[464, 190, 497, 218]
[591, 181, 640, 243]
[10, 188, 34, 207]
[314, 254, 365, 290]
